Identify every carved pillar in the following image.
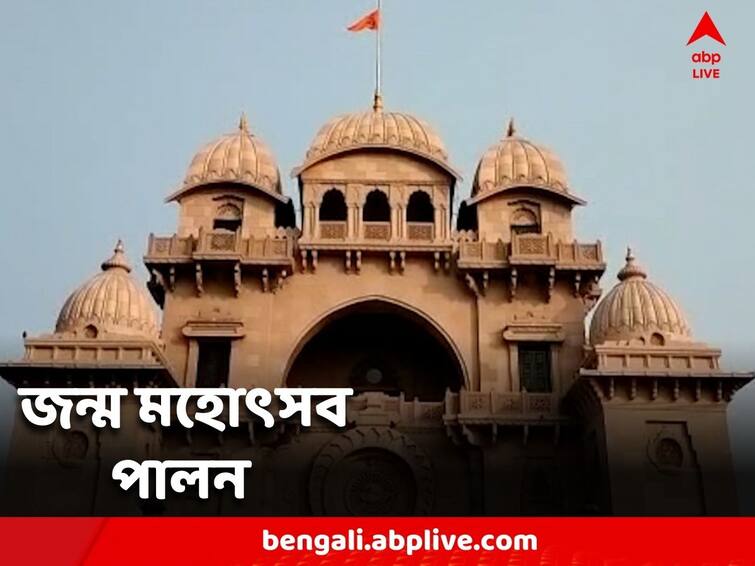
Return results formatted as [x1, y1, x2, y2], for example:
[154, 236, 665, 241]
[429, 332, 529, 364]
[391, 205, 400, 241]
[402, 205, 408, 240]
[347, 204, 356, 238]
[357, 204, 364, 239]
[313, 203, 320, 240]
[442, 205, 449, 240]
[433, 206, 441, 242]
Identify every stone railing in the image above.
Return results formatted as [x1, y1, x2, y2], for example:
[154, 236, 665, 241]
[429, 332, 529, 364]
[363, 221, 391, 241]
[233, 392, 445, 428]
[147, 235, 194, 259]
[457, 234, 603, 268]
[407, 222, 434, 241]
[345, 392, 445, 426]
[510, 233, 553, 258]
[458, 240, 507, 262]
[319, 221, 347, 240]
[444, 390, 560, 422]
[146, 229, 295, 263]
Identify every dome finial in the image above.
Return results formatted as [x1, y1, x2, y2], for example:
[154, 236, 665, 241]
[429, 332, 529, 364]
[617, 246, 646, 281]
[506, 117, 516, 138]
[372, 90, 384, 113]
[101, 239, 132, 273]
[238, 112, 249, 133]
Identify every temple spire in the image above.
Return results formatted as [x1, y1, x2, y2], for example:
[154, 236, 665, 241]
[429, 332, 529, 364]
[506, 117, 516, 138]
[373, 91, 384, 112]
[101, 239, 132, 273]
[239, 112, 249, 133]
[617, 246, 647, 281]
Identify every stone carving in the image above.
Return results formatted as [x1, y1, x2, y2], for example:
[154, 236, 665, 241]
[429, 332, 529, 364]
[52, 430, 89, 468]
[309, 427, 434, 516]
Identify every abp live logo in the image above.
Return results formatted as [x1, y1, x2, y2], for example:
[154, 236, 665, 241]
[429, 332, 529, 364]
[687, 12, 725, 79]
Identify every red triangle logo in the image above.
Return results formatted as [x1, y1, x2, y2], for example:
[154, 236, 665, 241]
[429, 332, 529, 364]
[687, 12, 726, 46]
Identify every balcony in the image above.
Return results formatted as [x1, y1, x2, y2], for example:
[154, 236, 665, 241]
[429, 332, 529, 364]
[297, 218, 453, 273]
[145, 228, 295, 267]
[444, 390, 562, 424]
[457, 233, 604, 271]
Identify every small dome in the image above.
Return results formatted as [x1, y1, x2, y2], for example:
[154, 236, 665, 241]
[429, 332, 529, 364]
[55, 241, 159, 339]
[589, 249, 692, 346]
[171, 114, 285, 202]
[471, 119, 581, 204]
[294, 94, 460, 179]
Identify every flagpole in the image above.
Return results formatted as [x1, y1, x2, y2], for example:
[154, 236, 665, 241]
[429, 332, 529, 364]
[375, 0, 382, 103]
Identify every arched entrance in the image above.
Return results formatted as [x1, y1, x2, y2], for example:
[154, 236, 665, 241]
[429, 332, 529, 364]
[285, 298, 466, 400]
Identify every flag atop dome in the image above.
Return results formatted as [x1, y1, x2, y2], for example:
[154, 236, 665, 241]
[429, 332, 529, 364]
[347, 8, 380, 32]
[347, 1, 384, 102]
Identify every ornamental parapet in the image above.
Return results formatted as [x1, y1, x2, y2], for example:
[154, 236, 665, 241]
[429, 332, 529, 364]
[298, 220, 454, 274]
[144, 228, 297, 303]
[457, 233, 604, 271]
[443, 389, 563, 424]
[145, 228, 296, 267]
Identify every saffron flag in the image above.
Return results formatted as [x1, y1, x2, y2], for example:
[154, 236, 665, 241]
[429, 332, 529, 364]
[347, 9, 380, 32]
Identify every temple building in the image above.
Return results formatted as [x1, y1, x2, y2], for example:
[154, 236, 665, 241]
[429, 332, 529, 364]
[1, 94, 751, 515]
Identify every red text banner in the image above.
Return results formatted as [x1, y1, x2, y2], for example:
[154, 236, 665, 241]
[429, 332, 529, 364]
[1, 517, 754, 565]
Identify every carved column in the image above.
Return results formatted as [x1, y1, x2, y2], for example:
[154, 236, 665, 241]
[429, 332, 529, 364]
[347, 204, 356, 238]
[313, 202, 320, 240]
[433, 205, 441, 242]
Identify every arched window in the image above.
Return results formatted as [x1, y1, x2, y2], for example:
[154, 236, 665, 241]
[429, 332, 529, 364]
[213, 203, 242, 232]
[319, 189, 347, 221]
[511, 207, 540, 235]
[406, 191, 434, 223]
[362, 190, 390, 222]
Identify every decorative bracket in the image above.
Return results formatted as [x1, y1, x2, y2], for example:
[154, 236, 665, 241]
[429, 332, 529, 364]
[194, 263, 203, 297]
[509, 268, 518, 301]
[547, 267, 556, 302]
[233, 262, 241, 296]
[275, 269, 288, 292]
[464, 273, 481, 298]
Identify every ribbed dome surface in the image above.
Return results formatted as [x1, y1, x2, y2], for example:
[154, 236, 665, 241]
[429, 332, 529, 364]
[589, 250, 692, 346]
[55, 241, 159, 339]
[179, 114, 282, 198]
[472, 119, 571, 199]
[295, 95, 459, 179]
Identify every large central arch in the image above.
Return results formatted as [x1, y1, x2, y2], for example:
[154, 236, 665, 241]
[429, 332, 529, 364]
[283, 296, 469, 400]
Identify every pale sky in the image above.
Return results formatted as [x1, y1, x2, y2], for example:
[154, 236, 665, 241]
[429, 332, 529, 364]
[0, 0, 753, 509]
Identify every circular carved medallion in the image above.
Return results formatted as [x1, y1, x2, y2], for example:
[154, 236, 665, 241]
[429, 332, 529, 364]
[309, 427, 434, 516]
[52, 430, 89, 467]
[648, 433, 685, 474]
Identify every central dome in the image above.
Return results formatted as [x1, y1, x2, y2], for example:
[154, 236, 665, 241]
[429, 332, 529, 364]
[294, 94, 460, 179]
